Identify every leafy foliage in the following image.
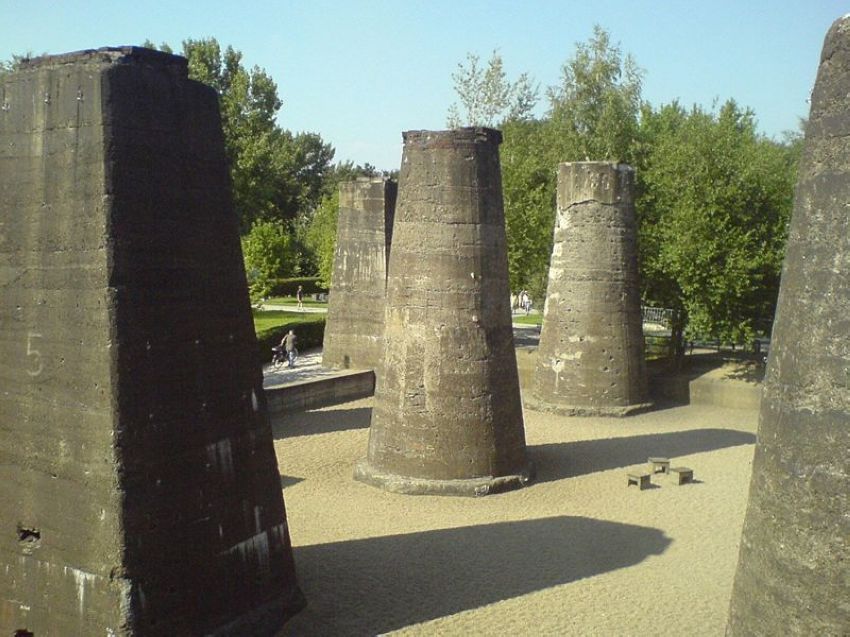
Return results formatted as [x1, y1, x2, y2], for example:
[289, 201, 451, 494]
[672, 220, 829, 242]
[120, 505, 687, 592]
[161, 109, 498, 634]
[447, 26, 799, 344]
[305, 190, 340, 288]
[635, 100, 799, 341]
[446, 50, 539, 128]
[241, 220, 291, 302]
[144, 38, 335, 233]
[546, 25, 643, 163]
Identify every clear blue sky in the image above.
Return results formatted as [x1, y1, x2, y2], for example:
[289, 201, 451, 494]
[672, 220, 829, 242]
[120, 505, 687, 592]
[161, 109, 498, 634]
[1, 1, 843, 170]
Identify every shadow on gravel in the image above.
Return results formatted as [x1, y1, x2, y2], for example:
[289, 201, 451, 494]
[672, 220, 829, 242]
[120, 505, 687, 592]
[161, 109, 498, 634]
[530, 428, 756, 483]
[271, 406, 372, 439]
[284, 516, 670, 635]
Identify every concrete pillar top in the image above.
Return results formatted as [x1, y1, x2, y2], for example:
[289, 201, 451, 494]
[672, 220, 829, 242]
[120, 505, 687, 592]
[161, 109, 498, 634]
[19, 46, 187, 71]
[402, 127, 503, 149]
[558, 161, 634, 206]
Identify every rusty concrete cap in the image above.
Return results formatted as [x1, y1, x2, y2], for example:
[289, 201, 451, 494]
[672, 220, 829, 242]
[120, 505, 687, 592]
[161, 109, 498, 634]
[402, 127, 502, 148]
[20, 46, 187, 71]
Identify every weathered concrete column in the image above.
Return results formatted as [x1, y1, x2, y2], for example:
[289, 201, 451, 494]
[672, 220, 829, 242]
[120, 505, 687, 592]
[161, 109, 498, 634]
[322, 177, 397, 370]
[726, 17, 850, 635]
[529, 162, 650, 416]
[0, 48, 303, 635]
[354, 128, 532, 496]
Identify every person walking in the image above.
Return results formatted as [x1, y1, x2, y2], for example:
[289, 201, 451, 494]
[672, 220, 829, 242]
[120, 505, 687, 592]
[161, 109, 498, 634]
[281, 329, 298, 367]
[520, 290, 531, 315]
[296, 285, 304, 310]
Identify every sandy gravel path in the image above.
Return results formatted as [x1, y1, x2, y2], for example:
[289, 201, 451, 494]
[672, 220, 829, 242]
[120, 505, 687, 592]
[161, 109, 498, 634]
[273, 398, 757, 636]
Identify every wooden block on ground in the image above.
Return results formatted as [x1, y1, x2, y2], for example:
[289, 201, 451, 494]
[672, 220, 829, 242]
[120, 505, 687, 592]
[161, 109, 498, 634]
[627, 472, 652, 490]
[648, 457, 671, 474]
[670, 466, 694, 485]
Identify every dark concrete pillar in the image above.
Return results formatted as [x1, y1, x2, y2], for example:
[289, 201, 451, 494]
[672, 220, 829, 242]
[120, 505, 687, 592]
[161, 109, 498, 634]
[322, 177, 397, 370]
[528, 162, 650, 417]
[726, 17, 850, 635]
[354, 128, 532, 496]
[0, 48, 303, 636]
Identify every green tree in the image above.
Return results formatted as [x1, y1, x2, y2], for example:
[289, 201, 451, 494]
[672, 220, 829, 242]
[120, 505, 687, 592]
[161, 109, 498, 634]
[500, 119, 555, 300]
[546, 24, 644, 164]
[446, 50, 539, 128]
[241, 220, 291, 302]
[144, 38, 335, 233]
[635, 100, 799, 343]
[305, 191, 340, 288]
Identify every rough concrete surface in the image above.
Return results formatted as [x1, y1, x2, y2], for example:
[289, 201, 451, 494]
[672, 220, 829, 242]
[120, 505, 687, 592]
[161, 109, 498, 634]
[531, 162, 650, 417]
[275, 397, 758, 635]
[322, 177, 396, 370]
[356, 128, 531, 496]
[0, 47, 301, 635]
[726, 16, 850, 636]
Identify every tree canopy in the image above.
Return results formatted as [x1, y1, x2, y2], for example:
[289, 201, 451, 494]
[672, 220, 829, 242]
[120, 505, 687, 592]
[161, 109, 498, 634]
[447, 26, 800, 343]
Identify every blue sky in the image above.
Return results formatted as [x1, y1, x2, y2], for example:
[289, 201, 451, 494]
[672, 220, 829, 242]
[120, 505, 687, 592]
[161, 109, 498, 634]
[1, 1, 844, 170]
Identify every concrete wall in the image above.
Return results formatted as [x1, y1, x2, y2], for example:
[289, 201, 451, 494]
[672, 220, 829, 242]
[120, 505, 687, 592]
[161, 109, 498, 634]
[355, 128, 531, 496]
[322, 178, 396, 370]
[727, 16, 850, 634]
[530, 162, 650, 416]
[0, 47, 302, 635]
[266, 371, 375, 415]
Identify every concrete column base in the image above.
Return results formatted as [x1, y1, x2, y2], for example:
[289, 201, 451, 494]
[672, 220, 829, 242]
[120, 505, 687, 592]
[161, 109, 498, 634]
[524, 396, 654, 418]
[353, 459, 534, 497]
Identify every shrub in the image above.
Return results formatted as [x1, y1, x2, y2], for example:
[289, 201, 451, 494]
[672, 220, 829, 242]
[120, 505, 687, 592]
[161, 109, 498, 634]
[242, 220, 291, 303]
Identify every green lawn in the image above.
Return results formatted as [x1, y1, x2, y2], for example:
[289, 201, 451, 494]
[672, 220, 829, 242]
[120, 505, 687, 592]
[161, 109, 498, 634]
[512, 312, 543, 326]
[252, 309, 325, 332]
[263, 295, 327, 307]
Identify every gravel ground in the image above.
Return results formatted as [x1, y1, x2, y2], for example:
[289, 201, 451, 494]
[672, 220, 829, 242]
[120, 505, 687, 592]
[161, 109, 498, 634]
[272, 397, 758, 636]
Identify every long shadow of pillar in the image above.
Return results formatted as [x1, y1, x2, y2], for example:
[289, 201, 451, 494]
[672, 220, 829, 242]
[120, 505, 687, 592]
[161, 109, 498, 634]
[727, 16, 850, 634]
[355, 128, 532, 496]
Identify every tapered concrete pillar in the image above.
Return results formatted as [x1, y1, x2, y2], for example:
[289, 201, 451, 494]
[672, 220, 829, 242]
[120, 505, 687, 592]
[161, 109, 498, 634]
[322, 177, 397, 370]
[354, 128, 532, 496]
[529, 162, 650, 416]
[726, 17, 850, 635]
[0, 48, 303, 635]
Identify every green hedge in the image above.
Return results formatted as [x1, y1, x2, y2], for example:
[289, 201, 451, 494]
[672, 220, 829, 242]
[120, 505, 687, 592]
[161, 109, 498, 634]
[255, 312, 326, 363]
[270, 276, 328, 297]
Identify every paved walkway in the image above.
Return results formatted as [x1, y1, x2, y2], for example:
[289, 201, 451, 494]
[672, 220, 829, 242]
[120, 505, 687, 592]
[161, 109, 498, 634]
[263, 349, 335, 388]
[262, 324, 542, 389]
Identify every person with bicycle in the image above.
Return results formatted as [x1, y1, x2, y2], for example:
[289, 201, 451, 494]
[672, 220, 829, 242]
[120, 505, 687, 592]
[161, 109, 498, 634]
[281, 329, 298, 367]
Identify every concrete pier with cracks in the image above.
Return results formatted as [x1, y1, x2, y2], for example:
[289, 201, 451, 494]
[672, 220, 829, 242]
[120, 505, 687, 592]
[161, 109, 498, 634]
[529, 162, 650, 417]
[355, 128, 532, 496]
[726, 16, 850, 635]
[0, 48, 303, 635]
[322, 177, 396, 370]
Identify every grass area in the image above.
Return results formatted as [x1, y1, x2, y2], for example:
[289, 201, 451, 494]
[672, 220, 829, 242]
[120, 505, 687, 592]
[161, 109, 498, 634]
[262, 295, 327, 307]
[252, 309, 326, 362]
[512, 312, 543, 326]
[252, 309, 325, 331]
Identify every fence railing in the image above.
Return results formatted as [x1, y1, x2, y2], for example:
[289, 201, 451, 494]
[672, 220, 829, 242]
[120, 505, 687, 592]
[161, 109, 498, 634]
[641, 306, 675, 329]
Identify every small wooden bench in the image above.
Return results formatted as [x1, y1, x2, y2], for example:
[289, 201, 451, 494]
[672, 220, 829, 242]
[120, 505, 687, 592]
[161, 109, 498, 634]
[648, 457, 671, 474]
[670, 466, 694, 485]
[627, 472, 652, 490]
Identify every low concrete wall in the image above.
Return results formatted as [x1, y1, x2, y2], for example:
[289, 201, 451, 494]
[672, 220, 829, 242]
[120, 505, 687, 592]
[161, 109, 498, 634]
[266, 370, 375, 415]
[521, 346, 761, 410]
[267, 350, 760, 416]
